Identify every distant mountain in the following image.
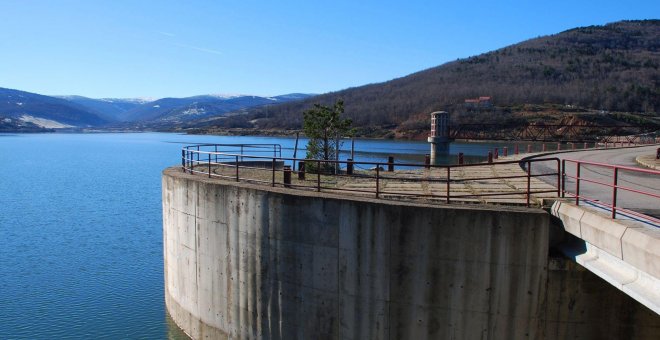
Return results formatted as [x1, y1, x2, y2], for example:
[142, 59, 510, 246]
[271, 93, 315, 101]
[58, 96, 153, 122]
[205, 20, 659, 133]
[0, 87, 108, 127]
[0, 88, 313, 131]
[121, 93, 314, 124]
[0, 115, 54, 132]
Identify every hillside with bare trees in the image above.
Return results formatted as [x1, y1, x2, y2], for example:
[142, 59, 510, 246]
[184, 20, 660, 137]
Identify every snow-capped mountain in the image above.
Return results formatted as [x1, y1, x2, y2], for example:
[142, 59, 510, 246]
[0, 87, 108, 128]
[117, 94, 314, 123]
[56, 95, 154, 122]
[0, 87, 315, 131]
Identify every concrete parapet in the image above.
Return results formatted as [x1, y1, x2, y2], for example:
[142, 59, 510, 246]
[551, 200, 660, 314]
[551, 200, 584, 236]
[622, 225, 660, 279]
[579, 210, 628, 258]
[552, 201, 659, 275]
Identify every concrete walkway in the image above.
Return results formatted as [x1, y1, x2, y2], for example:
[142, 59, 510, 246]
[335, 162, 559, 205]
[207, 158, 560, 206]
[200, 144, 658, 208]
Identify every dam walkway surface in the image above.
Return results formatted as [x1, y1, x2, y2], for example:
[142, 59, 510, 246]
[183, 144, 561, 207]
[183, 143, 659, 221]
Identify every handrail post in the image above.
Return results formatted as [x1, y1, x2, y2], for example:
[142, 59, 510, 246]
[375, 164, 380, 198]
[293, 134, 299, 171]
[235, 156, 239, 182]
[561, 159, 565, 197]
[283, 166, 291, 188]
[298, 161, 306, 180]
[612, 167, 618, 218]
[272, 158, 276, 187]
[526, 160, 531, 207]
[317, 160, 321, 192]
[208, 153, 211, 178]
[556, 159, 560, 197]
[189, 150, 193, 174]
[575, 163, 581, 205]
[181, 149, 185, 172]
[446, 167, 450, 203]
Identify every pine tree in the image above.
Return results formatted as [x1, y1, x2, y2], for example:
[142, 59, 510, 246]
[303, 99, 353, 172]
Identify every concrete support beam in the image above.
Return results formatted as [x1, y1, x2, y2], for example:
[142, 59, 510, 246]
[552, 201, 660, 314]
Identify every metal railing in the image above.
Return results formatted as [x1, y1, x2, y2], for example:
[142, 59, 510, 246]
[562, 159, 660, 223]
[182, 143, 281, 169]
[181, 144, 560, 207]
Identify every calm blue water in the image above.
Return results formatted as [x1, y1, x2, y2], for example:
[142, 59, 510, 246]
[0, 132, 530, 339]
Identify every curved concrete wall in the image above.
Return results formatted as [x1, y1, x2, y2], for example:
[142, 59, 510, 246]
[162, 168, 659, 339]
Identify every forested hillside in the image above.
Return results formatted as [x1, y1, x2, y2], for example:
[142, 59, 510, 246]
[190, 20, 659, 135]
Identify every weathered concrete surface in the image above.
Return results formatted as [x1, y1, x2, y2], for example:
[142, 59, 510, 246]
[545, 257, 660, 339]
[164, 167, 660, 339]
[552, 201, 660, 314]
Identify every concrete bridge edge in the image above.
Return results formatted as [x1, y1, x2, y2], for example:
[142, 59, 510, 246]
[551, 200, 660, 314]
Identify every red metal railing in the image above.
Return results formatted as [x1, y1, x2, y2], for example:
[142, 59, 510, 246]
[561, 159, 660, 223]
[181, 144, 560, 207]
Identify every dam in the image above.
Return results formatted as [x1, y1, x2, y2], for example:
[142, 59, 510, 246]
[162, 144, 660, 339]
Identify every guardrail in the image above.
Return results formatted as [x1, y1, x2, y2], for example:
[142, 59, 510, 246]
[182, 143, 281, 168]
[181, 144, 560, 207]
[561, 159, 660, 223]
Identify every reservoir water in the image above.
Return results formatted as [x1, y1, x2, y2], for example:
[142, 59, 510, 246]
[0, 132, 526, 339]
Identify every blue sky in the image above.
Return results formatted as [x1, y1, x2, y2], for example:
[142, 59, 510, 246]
[0, 0, 657, 99]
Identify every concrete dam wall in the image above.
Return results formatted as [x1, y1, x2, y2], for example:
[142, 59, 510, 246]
[162, 167, 659, 339]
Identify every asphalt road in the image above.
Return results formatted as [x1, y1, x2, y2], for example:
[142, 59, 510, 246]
[531, 145, 660, 219]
